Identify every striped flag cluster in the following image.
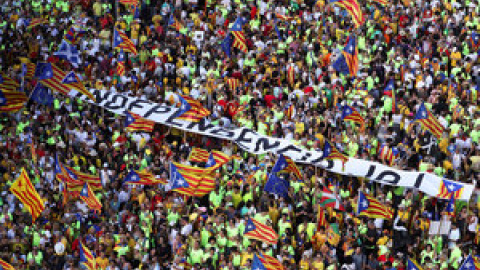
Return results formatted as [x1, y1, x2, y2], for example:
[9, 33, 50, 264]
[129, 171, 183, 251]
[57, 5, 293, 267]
[9, 168, 45, 222]
[244, 218, 278, 245]
[0, 259, 15, 270]
[378, 144, 399, 166]
[357, 191, 393, 219]
[329, 0, 364, 28]
[124, 111, 155, 132]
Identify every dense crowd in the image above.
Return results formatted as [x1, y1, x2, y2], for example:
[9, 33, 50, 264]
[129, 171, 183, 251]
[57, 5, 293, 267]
[0, 0, 480, 269]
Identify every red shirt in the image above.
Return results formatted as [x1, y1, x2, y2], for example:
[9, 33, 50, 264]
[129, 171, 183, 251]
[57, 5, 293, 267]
[264, 94, 276, 108]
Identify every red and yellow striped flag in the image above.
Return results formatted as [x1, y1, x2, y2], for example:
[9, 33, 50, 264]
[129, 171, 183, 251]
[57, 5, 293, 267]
[317, 205, 328, 231]
[27, 18, 48, 29]
[0, 90, 27, 112]
[0, 258, 15, 270]
[10, 168, 45, 222]
[80, 183, 102, 212]
[125, 111, 155, 132]
[244, 218, 278, 245]
[287, 66, 295, 86]
[188, 148, 210, 163]
[0, 74, 20, 91]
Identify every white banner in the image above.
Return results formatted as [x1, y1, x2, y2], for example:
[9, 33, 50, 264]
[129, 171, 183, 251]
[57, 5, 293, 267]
[70, 89, 475, 200]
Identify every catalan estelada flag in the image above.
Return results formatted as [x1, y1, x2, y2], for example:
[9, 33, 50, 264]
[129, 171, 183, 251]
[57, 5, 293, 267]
[27, 18, 48, 29]
[125, 111, 155, 132]
[272, 154, 302, 179]
[123, 170, 166, 185]
[0, 89, 27, 112]
[60, 165, 103, 191]
[169, 162, 203, 197]
[21, 62, 36, 79]
[410, 102, 445, 139]
[211, 150, 231, 166]
[0, 258, 15, 270]
[323, 140, 349, 167]
[371, 0, 388, 5]
[357, 191, 393, 219]
[175, 95, 211, 122]
[35, 63, 72, 95]
[171, 162, 216, 196]
[285, 103, 295, 119]
[230, 17, 248, 53]
[61, 71, 95, 101]
[258, 252, 285, 270]
[437, 179, 464, 200]
[244, 218, 278, 245]
[329, 0, 364, 27]
[10, 168, 45, 222]
[341, 105, 365, 131]
[188, 147, 210, 163]
[113, 28, 137, 55]
[80, 183, 102, 212]
[332, 35, 359, 76]
[0, 74, 20, 91]
[458, 255, 480, 270]
[407, 258, 423, 270]
[79, 242, 97, 270]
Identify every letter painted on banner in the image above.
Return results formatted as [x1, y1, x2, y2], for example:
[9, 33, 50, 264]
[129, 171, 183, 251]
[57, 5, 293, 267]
[70, 89, 475, 201]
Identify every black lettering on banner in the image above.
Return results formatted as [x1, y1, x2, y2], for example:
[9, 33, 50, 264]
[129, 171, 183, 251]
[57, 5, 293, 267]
[309, 156, 326, 165]
[276, 145, 303, 156]
[414, 173, 425, 189]
[299, 152, 312, 162]
[93, 90, 110, 105]
[144, 105, 173, 118]
[254, 138, 280, 152]
[374, 171, 401, 185]
[321, 160, 334, 169]
[104, 94, 128, 110]
[234, 129, 255, 149]
[128, 99, 153, 111]
[164, 110, 184, 127]
[209, 128, 235, 138]
[365, 165, 376, 178]
[186, 120, 216, 132]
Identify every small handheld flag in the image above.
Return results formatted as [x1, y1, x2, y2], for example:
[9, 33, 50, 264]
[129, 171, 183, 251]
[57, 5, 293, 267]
[357, 191, 393, 219]
[244, 218, 278, 245]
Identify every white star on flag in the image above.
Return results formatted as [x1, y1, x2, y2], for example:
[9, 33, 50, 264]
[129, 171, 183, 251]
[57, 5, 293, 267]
[131, 175, 138, 181]
[181, 103, 187, 111]
[247, 225, 253, 230]
[447, 184, 455, 191]
[465, 262, 472, 269]
[361, 200, 368, 208]
[128, 116, 134, 122]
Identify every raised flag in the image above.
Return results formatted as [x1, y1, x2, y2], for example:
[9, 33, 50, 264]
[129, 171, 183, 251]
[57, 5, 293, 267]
[470, 32, 480, 51]
[458, 255, 480, 270]
[80, 183, 102, 212]
[188, 147, 210, 163]
[407, 258, 423, 270]
[169, 162, 202, 197]
[123, 170, 166, 185]
[0, 258, 15, 270]
[323, 140, 349, 167]
[211, 150, 230, 166]
[285, 103, 295, 119]
[175, 95, 211, 122]
[329, 0, 364, 27]
[272, 154, 302, 179]
[10, 168, 45, 222]
[30, 83, 53, 106]
[54, 40, 81, 67]
[21, 62, 36, 79]
[437, 179, 464, 200]
[27, 18, 48, 29]
[357, 191, 393, 219]
[0, 89, 27, 112]
[264, 173, 289, 198]
[244, 218, 278, 245]
[113, 29, 137, 55]
[378, 144, 399, 166]
[252, 254, 268, 270]
[79, 242, 97, 270]
[35, 63, 72, 95]
[221, 34, 234, 57]
[258, 252, 284, 270]
[326, 223, 341, 246]
[230, 17, 248, 53]
[333, 36, 359, 77]
[227, 78, 240, 91]
[341, 105, 365, 131]
[61, 71, 95, 101]
[317, 206, 328, 230]
[287, 65, 295, 86]
[319, 187, 345, 210]
[116, 49, 126, 76]
[125, 111, 155, 132]
[410, 102, 444, 139]
[0, 74, 20, 91]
